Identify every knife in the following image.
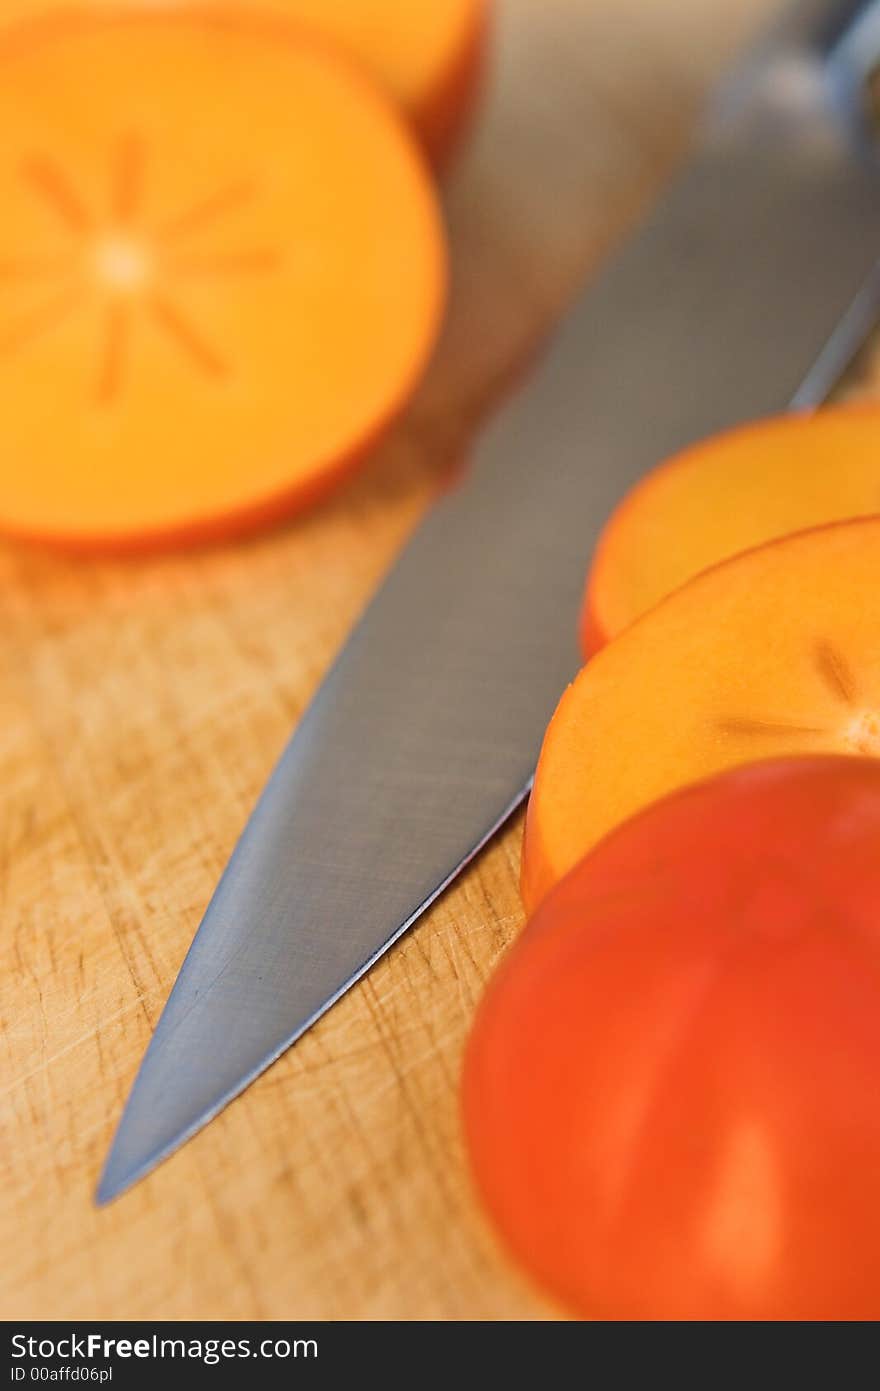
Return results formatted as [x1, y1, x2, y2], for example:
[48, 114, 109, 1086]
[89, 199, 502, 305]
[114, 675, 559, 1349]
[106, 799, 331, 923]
[97, 0, 880, 1203]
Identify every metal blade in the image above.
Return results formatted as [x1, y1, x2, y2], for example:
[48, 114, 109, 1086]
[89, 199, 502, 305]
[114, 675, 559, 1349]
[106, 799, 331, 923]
[98, 5, 880, 1202]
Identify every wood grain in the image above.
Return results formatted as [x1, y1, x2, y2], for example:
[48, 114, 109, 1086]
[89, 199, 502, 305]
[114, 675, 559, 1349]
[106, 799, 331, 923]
[1, 0, 870, 1320]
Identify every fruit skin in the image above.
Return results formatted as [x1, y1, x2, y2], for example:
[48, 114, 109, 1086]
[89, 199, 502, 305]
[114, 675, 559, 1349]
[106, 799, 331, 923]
[523, 516, 880, 911]
[581, 405, 880, 655]
[414, 0, 489, 167]
[466, 757, 880, 1321]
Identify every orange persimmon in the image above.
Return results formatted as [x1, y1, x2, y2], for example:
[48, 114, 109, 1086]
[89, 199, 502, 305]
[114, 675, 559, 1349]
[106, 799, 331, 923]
[0, 11, 446, 550]
[280, 0, 487, 162]
[523, 517, 880, 910]
[465, 757, 880, 1320]
[582, 407, 880, 655]
[2, 2, 488, 163]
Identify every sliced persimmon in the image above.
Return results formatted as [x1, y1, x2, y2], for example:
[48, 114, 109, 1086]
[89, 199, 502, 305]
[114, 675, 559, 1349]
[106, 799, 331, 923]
[3, 2, 488, 163]
[0, 12, 446, 549]
[523, 517, 880, 910]
[280, 0, 488, 161]
[582, 407, 880, 654]
[467, 757, 880, 1320]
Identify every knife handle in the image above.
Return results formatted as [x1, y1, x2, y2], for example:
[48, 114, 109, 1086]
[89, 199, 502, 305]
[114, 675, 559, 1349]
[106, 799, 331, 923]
[705, 0, 880, 152]
[769, 0, 878, 56]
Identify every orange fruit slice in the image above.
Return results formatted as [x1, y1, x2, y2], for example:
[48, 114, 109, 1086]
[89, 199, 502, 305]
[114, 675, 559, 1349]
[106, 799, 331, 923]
[523, 517, 880, 910]
[582, 407, 880, 653]
[3, 2, 488, 163]
[280, 0, 488, 161]
[0, 12, 446, 549]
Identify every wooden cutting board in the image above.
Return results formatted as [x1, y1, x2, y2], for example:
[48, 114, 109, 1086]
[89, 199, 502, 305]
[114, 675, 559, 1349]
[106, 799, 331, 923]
[2, 0, 871, 1321]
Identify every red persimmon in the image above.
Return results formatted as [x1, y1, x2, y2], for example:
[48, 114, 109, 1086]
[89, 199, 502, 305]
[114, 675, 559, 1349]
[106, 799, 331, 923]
[464, 757, 880, 1320]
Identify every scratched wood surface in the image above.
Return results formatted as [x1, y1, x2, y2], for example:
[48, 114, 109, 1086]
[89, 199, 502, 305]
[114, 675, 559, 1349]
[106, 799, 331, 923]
[2, 0, 868, 1321]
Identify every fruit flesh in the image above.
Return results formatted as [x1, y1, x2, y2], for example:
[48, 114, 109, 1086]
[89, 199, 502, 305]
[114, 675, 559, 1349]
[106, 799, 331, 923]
[582, 407, 880, 654]
[523, 517, 880, 909]
[278, 0, 487, 160]
[467, 758, 880, 1320]
[0, 12, 446, 548]
[2, 2, 488, 161]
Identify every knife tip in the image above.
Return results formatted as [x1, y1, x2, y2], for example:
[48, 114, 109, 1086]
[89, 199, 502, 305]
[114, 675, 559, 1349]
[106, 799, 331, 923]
[94, 1148, 148, 1206]
[93, 1174, 123, 1207]
[94, 1110, 185, 1206]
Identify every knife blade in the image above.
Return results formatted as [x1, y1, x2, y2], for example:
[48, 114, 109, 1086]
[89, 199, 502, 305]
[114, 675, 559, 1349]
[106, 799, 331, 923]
[98, 0, 880, 1203]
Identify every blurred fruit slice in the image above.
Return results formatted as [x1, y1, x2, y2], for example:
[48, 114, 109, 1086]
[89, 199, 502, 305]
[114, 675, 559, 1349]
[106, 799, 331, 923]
[582, 407, 880, 654]
[281, 0, 488, 162]
[0, 11, 446, 550]
[2, 1, 488, 163]
[466, 756, 880, 1320]
[523, 516, 880, 909]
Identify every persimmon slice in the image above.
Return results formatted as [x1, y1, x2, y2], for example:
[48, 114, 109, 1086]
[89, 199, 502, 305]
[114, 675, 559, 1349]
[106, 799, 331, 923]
[3, 2, 488, 163]
[466, 757, 880, 1320]
[523, 517, 880, 909]
[0, 12, 446, 549]
[279, 0, 487, 161]
[582, 407, 880, 654]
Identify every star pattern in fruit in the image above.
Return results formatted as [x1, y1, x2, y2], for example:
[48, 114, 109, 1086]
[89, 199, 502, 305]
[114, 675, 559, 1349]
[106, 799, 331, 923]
[0, 134, 280, 401]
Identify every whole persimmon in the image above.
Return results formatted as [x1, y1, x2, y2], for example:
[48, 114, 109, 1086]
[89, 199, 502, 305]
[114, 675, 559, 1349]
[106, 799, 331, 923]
[465, 757, 880, 1320]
